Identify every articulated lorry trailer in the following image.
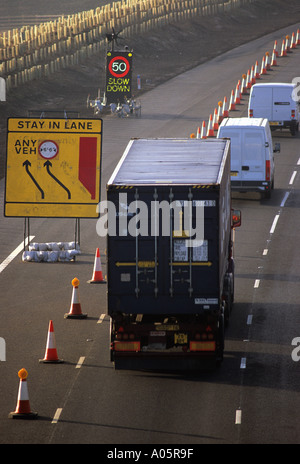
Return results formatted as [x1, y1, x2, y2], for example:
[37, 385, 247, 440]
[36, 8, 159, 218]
[106, 138, 241, 370]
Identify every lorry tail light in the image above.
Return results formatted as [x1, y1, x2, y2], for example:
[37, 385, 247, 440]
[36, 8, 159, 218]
[249, 109, 253, 117]
[114, 341, 141, 352]
[189, 341, 216, 352]
[208, 333, 214, 340]
[195, 333, 201, 340]
[291, 110, 295, 119]
[201, 333, 208, 340]
[129, 333, 135, 340]
[266, 160, 271, 181]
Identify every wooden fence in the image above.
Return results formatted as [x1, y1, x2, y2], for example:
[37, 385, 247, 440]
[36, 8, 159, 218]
[0, 0, 255, 91]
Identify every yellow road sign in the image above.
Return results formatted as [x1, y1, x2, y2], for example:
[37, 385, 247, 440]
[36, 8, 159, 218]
[5, 118, 102, 218]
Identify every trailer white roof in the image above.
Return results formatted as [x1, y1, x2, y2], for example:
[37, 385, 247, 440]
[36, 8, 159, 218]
[108, 138, 230, 186]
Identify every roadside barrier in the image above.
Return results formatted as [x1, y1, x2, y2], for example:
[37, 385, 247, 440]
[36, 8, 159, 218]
[64, 278, 87, 319]
[39, 320, 64, 363]
[87, 248, 106, 284]
[9, 369, 38, 419]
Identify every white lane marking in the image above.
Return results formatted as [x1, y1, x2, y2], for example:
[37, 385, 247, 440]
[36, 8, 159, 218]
[280, 191, 290, 207]
[52, 408, 63, 424]
[254, 279, 260, 288]
[289, 171, 297, 185]
[75, 356, 85, 369]
[235, 409, 242, 425]
[263, 249, 268, 256]
[240, 357, 246, 369]
[97, 313, 106, 324]
[247, 315, 253, 325]
[270, 214, 280, 234]
[297, 157, 300, 166]
[0, 236, 35, 273]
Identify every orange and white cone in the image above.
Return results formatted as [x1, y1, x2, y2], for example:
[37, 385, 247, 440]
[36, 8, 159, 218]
[64, 278, 87, 319]
[222, 96, 229, 118]
[39, 320, 63, 363]
[280, 39, 287, 57]
[196, 126, 201, 139]
[213, 108, 219, 131]
[228, 90, 236, 111]
[254, 61, 260, 79]
[260, 56, 267, 75]
[265, 52, 271, 70]
[285, 35, 290, 53]
[217, 100, 223, 123]
[9, 369, 38, 419]
[200, 120, 207, 139]
[273, 40, 278, 56]
[271, 50, 277, 66]
[291, 32, 296, 49]
[241, 74, 247, 94]
[296, 29, 300, 46]
[250, 66, 256, 85]
[206, 114, 215, 137]
[87, 248, 106, 284]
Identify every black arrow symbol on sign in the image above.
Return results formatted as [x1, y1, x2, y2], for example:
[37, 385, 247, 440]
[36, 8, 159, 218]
[44, 161, 71, 199]
[23, 160, 45, 199]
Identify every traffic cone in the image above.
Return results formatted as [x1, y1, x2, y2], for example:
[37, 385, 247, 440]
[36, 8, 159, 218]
[217, 100, 223, 123]
[250, 66, 256, 85]
[234, 84, 241, 105]
[64, 278, 87, 319]
[39, 320, 63, 363]
[260, 56, 267, 75]
[271, 50, 277, 66]
[273, 40, 278, 56]
[280, 39, 287, 57]
[196, 126, 201, 139]
[285, 35, 290, 53]
[206, 114, 215, 137]
[265, 52, 270, 70]
[291, 32, 296, 49]
[87, 248, 106, 284]
[222, 96, 229, 117]
[246, 70, 251, 89]
[254, 61, 260, 79]
[241, 74, 247, 94]
[296, 29, 300, 45]
[200, 120, 207, 139]
[213, 108, 219, 131]
[9, 369, 38, 419]
[228, 90, 236, 111]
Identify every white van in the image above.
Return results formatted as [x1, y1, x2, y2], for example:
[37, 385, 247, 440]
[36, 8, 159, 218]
[217, 118, 280, 198]
[248, 83, 300, 136]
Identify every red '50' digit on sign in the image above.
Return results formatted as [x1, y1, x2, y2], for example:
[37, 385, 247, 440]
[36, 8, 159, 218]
[109, 56, 130, 78]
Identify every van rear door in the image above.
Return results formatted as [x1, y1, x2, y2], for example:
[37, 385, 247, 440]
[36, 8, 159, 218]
[250, 86, 272, 120]
[273, 86, 292, 122]
[241, 130, 265, 181]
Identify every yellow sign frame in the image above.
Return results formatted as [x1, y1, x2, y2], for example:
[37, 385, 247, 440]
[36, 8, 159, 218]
[4, 117, 103, 218]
